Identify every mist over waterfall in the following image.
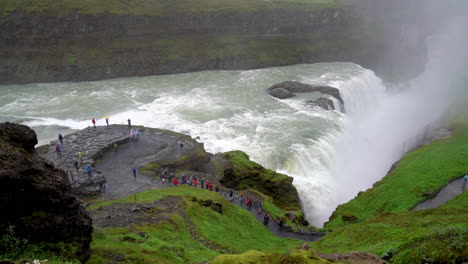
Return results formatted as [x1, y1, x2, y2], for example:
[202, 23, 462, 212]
[0, 15, 466, 229]
[295, 15, 468, 226]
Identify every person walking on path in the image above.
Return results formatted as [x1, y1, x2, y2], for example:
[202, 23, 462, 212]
[173, 177, 179, 186]
[263, 214, 270, 226]
[246, 197, 252, 209]
[86, 165, 92, 176]
[104, 116, 109, 127]
[229, 190, 234, 201]
[130, 129, 134, 140]
[193, 177, 198, 187]
[464, 175, 468, 191]
[128, 119, 131, 128]
[180, 142, 184, 149]
[278, 219, 284, 231]
[73, 160, 79, 171]
[135, 129, 139, 141]
[92, 118, 96, 128]
[132, 168, 137, 179]
[78, 151, 83, 163]
[240, 190, 245, 205]
[201, 177, 205, 189]
[257, 201, 263, 215]
[55, 143, 62, 155]
[104, 183, 110, 193]
[58, 132, 63, 145]
[114, 143, 118, 152]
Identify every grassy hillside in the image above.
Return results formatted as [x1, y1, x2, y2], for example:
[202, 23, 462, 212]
[220, 151, 301, 212]
[87, 186, 304, 263]
[313, 192, 468, 263]
[0, 0, 338, 16]
[209, 249, 333, 264]
[325, 122, 468, 229]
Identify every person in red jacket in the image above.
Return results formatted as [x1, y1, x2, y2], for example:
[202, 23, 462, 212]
[193, 178, 198, 187]
[92, 118, 96, 128]
[173, 177, 178, 186]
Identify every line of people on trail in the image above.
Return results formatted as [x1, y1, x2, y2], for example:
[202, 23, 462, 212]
[228, 190, 275, 228]
[169, 175, 219, 192]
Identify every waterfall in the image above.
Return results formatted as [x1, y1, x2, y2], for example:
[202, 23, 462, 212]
[292, 17, 465, 227]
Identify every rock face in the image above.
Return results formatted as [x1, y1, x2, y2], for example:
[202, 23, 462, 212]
[267, 81, 343, 111]
[0, 122, 93, 263]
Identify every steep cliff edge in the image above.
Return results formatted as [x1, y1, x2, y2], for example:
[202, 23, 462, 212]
[0, 122, 93, 262]
[0, 0, 367, 84]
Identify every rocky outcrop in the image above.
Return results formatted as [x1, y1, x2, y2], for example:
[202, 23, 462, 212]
[38, 125, 213, 198]
[306, 97, 335, 110]
[215, 151, 301, 211]
[0, 122, 92, 263]
[267, 81, 343, 111]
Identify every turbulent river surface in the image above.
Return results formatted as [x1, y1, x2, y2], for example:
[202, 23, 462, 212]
[1, 21, 465, 227]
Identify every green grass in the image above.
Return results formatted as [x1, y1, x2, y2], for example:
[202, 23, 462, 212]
[88, 186, 302, 263]
[0, 225, 80, 264]
[312, 192, 468, 264]
[221, 151, 301, 211]
[208, 248, 333, 264]
[0, 0, 338, 16]
[325, 122, 468, 229]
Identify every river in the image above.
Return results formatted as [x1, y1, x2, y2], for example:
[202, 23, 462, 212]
[0, 18, 465, 227]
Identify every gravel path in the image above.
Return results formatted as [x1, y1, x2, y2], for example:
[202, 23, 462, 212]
[412, 177, 466, 211]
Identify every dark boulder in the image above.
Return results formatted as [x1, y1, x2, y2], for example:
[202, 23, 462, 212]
[267, 81, 344, 107]
[267, 87, 296, 99]
[306, 97, 335, 110]
[0, 122, 92, 263]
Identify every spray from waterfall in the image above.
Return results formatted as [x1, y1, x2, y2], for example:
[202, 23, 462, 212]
[294, 16, 467, 227]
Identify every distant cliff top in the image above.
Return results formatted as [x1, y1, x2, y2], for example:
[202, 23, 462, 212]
[1, 0, 339, 16]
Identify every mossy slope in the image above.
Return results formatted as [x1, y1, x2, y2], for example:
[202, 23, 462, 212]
[87, 186, 305, 263]
[313, 192, 468, 264]
[209, 249, 332, 264]
[220, 151, 301, 211]
[325, 122, 468, 229]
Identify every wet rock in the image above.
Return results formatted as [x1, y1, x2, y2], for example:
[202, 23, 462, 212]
[0, 122, 93, 263]
[306, 97, 335, 110]
[267, 81, 344, 110]
[268, 87, 295, 99]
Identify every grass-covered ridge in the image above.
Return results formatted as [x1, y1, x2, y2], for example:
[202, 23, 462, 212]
[209, 249, 333, 264]
[325, 122, 468, 229]
[87, 186, 304, 263]
[312, 191, 468, 264]
[0, 0, 338, 16]
[220, 151, 301, 211]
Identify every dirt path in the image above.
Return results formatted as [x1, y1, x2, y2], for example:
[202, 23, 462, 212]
[412, 177, 466, 211]
[219, 190, 323, 242]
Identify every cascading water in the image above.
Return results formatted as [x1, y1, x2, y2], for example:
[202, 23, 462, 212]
[0, 16, 465, 228]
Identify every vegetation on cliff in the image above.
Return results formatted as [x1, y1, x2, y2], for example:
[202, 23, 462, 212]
[313, 120, 468, 263]
[1, 0, 338, 16]
[0, 123, 93, 263]
[87, 186, 305, 263]
[325, 122, 468, 229]
[313, 192, 468, 263]
[219, 151, 301, 211]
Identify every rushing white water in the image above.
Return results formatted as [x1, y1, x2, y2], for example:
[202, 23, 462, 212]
[0, 18, 465, 227]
